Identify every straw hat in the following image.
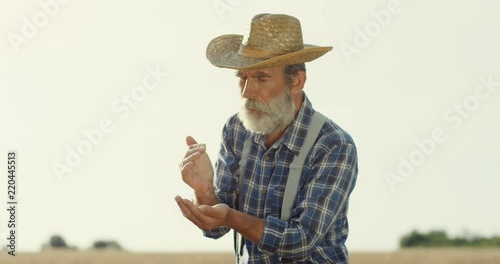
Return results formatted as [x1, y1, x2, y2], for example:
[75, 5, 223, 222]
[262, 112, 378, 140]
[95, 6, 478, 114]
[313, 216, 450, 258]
[206, 14, 333, 70]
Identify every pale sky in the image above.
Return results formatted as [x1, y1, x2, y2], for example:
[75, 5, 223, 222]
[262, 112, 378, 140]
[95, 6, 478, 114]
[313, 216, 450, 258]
[0, 0, 499, 253]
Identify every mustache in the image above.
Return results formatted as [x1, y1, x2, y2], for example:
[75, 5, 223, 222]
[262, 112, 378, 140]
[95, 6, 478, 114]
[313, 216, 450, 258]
[242, 99, 270, 114]
[241, 87, 292, 115]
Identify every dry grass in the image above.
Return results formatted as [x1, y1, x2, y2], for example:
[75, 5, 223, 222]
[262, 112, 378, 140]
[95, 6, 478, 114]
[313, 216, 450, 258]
[351, 248, 500, 264]
[0, 248, 499, 263]
[0, 251, 235, 264]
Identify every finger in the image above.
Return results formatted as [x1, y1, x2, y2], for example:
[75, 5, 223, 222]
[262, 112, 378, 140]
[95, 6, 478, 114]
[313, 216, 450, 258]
[175, 196, 201, 224]
[179, 159, 192, 172]
[174, 195, 183, 204]
[186, 136, 198, 146]
[175, 196, 204, 222]
[180, 151, 199, 166]
[184, 144, 206, 158]
[182, 201, 208, 228]
[180, 143, 207, 172]
[175, 195, 191, 213]
[179, 161, 193, 179]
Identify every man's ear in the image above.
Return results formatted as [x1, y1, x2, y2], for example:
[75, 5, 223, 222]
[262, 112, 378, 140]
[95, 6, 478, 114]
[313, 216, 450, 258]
[290, 71, 306, 95]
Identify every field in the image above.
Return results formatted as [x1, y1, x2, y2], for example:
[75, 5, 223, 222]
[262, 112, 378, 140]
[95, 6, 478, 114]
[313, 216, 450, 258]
[0, 248, 499, 263]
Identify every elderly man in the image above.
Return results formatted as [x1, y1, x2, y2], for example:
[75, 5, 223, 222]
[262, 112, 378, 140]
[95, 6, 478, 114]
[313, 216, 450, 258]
[175, 14, 358, 264]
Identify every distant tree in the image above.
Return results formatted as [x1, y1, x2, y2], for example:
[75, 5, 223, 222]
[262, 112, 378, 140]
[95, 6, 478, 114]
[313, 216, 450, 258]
[400, 230, 427, 247]
[426, 230, 449, 247]
[451, 237, 468, 247]
[41, 234, 78, 251]
[92, 240, 123, 250]
[400, 229, 500, 248]
[49, 235, 68, 248]
[494, 237, 500, 246]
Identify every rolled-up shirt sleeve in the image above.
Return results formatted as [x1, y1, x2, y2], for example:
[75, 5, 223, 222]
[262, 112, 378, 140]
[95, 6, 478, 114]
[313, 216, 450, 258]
[258, 143, 358, 260]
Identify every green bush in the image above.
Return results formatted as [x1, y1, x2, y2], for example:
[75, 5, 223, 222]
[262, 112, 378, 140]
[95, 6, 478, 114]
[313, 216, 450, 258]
[400, 230, 500, 248]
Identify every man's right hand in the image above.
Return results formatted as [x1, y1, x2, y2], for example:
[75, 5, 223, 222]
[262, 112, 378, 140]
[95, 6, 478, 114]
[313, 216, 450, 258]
[179, 136, 216, 204]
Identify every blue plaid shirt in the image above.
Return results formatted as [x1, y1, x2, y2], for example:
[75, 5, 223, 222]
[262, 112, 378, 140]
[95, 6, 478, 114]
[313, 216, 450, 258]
[204, 94, 358, 263]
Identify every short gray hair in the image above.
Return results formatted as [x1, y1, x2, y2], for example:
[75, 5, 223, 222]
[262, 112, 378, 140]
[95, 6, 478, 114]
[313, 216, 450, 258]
[283, 63, 306, 85]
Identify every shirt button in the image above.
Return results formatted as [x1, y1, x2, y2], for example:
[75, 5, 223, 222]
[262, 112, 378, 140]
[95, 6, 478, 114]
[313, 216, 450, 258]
[264, 156, 270, 161]
[261, 189, 266, 194]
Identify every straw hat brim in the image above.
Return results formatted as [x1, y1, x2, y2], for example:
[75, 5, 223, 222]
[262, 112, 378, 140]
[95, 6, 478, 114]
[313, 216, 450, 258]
[206, 34, 333, 70]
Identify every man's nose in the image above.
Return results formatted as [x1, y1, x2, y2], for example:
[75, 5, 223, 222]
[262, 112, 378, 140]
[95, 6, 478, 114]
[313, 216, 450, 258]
[241, 78, 257, 99]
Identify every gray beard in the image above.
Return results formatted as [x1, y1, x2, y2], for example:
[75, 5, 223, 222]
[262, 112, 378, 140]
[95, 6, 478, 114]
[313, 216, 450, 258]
[238, 87, 295, 134]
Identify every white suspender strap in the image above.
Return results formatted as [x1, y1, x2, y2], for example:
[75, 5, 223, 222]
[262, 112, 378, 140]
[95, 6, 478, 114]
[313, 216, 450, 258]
[280, 112, 327, 221]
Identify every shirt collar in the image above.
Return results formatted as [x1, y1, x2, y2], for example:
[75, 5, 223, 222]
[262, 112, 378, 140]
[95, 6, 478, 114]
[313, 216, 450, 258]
[281, 93, 314, 155]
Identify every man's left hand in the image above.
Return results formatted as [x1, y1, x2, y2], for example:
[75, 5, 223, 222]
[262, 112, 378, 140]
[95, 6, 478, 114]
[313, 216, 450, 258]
[175, 195, 231, 230]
